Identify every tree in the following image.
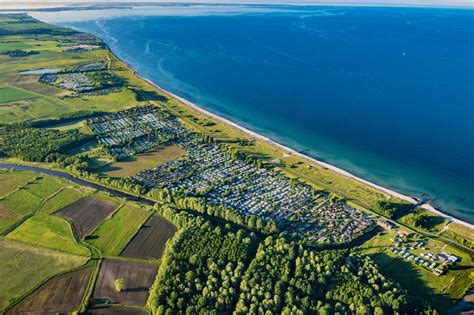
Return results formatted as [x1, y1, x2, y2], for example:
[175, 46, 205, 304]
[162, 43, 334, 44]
[114, 278, 125, 292]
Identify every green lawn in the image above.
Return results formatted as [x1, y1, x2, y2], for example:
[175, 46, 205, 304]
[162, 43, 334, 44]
[86, 204, 150, 256]
[0, 87, 38, 104]
[0, 238, 86, 311]
[7, 213, 90, 256]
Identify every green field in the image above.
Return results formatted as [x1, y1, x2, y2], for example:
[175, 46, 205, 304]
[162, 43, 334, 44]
[0, 87, 38, 104]
[0, 238, 87, 311]
[86, 204, 150, 256]
[0, 189, 42, 216]
[38, 187, 86, 214]
[0, 169, 37, 197]
[24, 176, 63, 199]
[7, 212, 90, 256]
[96, 145, 186, 178]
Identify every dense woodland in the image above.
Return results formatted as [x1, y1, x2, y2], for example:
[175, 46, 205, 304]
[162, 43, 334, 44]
[147, 209, 433, 314]
[0, 125, 91, 161]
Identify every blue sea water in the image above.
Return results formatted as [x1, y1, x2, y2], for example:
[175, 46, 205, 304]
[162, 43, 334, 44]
[33, 5, 474, 223]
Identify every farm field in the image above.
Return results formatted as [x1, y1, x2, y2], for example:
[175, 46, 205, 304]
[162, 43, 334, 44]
[7, 267, 93, 314]
[7, 212, 90, 256]
[87, 204, 150, 256]
[0, 189, 42, 216]
[0, 170, 37, 197]
[120, 214, 177, 260]
[57, 196, 119, 239]
[0, 239, 87, 311]
[92, 259, 158, 306]
[23, 175, 63, 199]
[87, 305, 149, 314]
[0, 170, 88, 234]
[0, 87, 38, 103]
[38, 187, 86, 214]
[97, 145, 186, 178]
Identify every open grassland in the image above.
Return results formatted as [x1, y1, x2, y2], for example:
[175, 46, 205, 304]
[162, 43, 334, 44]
[57, 196, 119, 239]
[87, 204, 150, 256]
[44, 119, 86, 131]
[7, 267, 93, 314]
[92, 258, 158, 306]
[121, 215, 177, 260]
[97, 145, 186, 178]
[441, 223, 474, 249]
[7, 212, 90, 256]
[0, 87, 38, 103]
[0, 239, 87, 312]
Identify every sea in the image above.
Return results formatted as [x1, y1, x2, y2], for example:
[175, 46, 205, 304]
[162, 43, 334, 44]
[32, 5, 474, 223]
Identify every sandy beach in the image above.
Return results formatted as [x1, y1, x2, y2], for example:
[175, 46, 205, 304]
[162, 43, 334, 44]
[131, 70, 473, 231]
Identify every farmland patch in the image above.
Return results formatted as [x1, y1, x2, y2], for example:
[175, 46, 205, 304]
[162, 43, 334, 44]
[87, 305, 148, 314]
[7, 213, 90, 256]
[24, 176, 62, 199]
[120, 215, 177, 260]
[86, 204, 150, 256]
[0, 170, 37, 197]
[7, 267, 93, 314]
[0, 239, 87, 311]
[92, 259, 158, 306]
[0, 189, 42, 215]
[0, 87, 37, 104]
[57, 196, 119, 239]
[38, 187, 85, 214]
[99, 145, 186, 178]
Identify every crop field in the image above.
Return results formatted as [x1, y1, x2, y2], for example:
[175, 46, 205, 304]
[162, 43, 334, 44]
[8, 267, 93, 314]
[0, 87, 38, 104]
[0, 239, 87, 311]
[57, 196, 119, 239]
[92, 259, 158, 306]
[87, 305, 148, 314]
[87, 204, 150, 256]
[97, 145, 186, 178]
[23, 176, 63, 199]
[0, 170, 37, 197]
[0, 189, 42, 216]
[38, 188, 86, 214]
[120, 215, 177, 260]
[7, 212, 90, 256]
[0, 204, 18, 234]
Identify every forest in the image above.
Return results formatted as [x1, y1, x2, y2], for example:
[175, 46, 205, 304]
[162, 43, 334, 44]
[0, 125, 91, 161]
[147, 206, 433, 315]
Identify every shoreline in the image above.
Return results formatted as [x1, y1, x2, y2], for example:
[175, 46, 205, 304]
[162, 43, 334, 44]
[129, 70, 473, 231]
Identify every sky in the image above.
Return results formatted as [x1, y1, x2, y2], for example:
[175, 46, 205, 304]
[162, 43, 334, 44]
[1, 0, 473, 8]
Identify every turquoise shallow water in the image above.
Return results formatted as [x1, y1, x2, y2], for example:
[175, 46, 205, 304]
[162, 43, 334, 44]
[33, 5, 474, 223]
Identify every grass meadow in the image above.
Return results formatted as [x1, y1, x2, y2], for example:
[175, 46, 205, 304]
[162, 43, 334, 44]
[87, 204, 150, 256]
[7, 212, 90, 256]
[0, 239, 87, 311]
